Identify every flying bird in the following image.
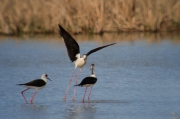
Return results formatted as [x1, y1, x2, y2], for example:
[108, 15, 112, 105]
[17, 74, 51, 103]
[59, 25, 115, 101]
[75, 64, 97, 102]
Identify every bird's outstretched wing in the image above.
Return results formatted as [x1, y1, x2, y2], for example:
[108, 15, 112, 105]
[59, 25, 80, 62]
[86, 43, 116, 56]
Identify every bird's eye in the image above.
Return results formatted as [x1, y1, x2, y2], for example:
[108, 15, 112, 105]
[45, 74, 48, 77]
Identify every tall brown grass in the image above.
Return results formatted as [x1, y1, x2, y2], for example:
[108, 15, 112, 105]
[0, 0, 180, 35]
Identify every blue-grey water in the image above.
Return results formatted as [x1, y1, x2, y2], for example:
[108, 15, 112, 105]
[0, 33, 180, 119]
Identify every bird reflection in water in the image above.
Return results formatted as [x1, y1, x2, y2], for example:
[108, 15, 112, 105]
[64, 103, 96, 119]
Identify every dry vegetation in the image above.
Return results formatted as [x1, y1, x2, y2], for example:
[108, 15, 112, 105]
[0, 0, 180, 35]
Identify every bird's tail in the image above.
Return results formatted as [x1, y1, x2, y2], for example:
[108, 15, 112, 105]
[74, 84, 80, 87]
[16, 84, 23, 86]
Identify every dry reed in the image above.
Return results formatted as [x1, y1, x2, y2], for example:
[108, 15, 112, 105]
[0, 0, 180, 35]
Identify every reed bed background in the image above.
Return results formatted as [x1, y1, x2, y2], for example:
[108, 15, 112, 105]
[0, 0, 180, 35]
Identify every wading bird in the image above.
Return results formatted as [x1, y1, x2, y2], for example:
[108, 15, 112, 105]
[17, 74, 51, 103]
[75, 64, 97, 102]
[59, 25, 115, 101]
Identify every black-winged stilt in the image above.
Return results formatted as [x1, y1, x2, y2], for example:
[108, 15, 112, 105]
[17, 74, 51, 103]
[59, 25, 115, 101]
[75, 64, 97, 102]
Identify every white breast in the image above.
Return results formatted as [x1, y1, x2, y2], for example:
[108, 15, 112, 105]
[75, 57, 86, 68]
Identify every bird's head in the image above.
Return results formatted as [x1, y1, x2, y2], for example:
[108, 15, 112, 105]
[82, 54, 87, 60]
[41, 74, 51, 81]
[90, 64, 95, 70]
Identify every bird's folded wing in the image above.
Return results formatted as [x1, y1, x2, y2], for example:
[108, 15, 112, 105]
[18, 79, 46, 87]
[80, 77, 97, 85]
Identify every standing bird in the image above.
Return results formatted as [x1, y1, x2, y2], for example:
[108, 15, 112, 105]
[17, 74, 51, 104]
[75, 64, 97, 102]
[59, 25, 115, 101]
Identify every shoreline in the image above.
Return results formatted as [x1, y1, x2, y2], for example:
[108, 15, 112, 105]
[0, 29, 180, 36]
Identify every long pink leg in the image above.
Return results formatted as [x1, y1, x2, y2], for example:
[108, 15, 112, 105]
[63, 68, 76, 100]
[88, 87, 92, 100]
[30, 90, 37, 104]
[21, 88, 30, 103]
[72, 69, 82, 101]
[82, 87, 87, 103]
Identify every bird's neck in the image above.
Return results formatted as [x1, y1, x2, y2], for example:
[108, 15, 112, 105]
[91, 68, 95, 77]
[41, 77, 47, 82]
[81, 54, 87, 61]
[91, 73, 95, 77]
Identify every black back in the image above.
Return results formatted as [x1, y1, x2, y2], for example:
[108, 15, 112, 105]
[86, 43, 116, 56]
[78, 77, 97, 86]
[18, 79, 46, 87]
[59, 25, 80, 62]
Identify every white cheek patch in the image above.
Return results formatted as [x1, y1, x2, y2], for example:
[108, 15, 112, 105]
[61, 38, 64, 42]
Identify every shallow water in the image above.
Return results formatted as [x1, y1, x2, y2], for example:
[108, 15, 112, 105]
[0, 33, 180, 119]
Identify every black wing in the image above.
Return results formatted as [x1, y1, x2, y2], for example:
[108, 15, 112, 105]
[59, 25, 80, 62]
[86, 43, 116, 56]
[79, 77, 97, 86]
[17, 79, 46, 87]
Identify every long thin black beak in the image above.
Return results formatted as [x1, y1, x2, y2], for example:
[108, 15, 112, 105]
[47, 78, 52, 81]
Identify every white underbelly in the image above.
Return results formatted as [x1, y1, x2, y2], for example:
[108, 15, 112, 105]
[23, 85, 46, 90]
[82, 84, 94, 87]
[75, 58, 86, 68]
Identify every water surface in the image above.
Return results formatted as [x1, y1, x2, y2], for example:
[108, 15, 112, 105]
[0, 33, 180, 119]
